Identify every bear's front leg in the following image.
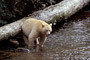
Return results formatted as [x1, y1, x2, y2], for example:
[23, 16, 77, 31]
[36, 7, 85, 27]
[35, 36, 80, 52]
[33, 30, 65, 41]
[28, 31, 38, 49]
[28, 38, 35, 49]
[39, 35, 47, 48]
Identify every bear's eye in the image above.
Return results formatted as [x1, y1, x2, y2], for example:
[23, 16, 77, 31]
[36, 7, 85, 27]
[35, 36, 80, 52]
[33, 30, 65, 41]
[46, 30, 50, 32]
[46, 30, 48, 32]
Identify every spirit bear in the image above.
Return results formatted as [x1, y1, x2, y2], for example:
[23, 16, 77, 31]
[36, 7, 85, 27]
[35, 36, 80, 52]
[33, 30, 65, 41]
[22, 18, 52, 49]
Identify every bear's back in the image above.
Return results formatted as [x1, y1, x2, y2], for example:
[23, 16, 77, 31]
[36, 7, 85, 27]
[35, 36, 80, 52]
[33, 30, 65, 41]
[22, 18, 49, 36]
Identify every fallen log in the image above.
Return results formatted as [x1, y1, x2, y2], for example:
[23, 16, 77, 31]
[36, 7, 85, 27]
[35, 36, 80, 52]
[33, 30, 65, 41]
[0, 0, 90, 41]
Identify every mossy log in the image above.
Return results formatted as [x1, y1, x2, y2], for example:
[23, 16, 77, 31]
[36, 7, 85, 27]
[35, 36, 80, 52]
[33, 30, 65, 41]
[0, 0, 90, 41]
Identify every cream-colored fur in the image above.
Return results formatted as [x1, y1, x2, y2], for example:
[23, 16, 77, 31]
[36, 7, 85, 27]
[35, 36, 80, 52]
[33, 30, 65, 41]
[22, 18, 52, 49]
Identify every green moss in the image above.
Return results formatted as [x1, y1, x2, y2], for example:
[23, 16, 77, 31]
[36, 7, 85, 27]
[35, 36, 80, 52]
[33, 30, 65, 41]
[48, 19, 55, 24]
[55, 16, 61, 22]
[48, 15, 62, 24]
[22, 17, 30, 19]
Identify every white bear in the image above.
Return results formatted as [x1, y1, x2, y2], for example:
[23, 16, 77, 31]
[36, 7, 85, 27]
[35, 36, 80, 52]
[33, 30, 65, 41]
[21, 18, 52, 49]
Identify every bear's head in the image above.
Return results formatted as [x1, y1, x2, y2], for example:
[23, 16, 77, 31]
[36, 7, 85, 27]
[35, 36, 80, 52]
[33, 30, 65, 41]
[41, 24, 52, 35]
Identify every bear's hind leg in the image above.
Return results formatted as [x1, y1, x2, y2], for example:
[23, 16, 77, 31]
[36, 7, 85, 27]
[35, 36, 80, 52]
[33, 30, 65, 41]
[23, 35, 29, 48]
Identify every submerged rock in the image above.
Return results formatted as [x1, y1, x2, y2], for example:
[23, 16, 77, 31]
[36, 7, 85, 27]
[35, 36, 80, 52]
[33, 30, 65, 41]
[15, 48, 31, 53]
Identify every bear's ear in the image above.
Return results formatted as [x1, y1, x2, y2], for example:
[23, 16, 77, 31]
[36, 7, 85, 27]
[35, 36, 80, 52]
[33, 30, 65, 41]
[42, 24, 45, 27]
[50, 23, 52, 26]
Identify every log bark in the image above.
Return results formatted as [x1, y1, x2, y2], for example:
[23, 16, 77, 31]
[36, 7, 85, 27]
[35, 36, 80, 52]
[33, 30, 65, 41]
[0, 0, 90, 41]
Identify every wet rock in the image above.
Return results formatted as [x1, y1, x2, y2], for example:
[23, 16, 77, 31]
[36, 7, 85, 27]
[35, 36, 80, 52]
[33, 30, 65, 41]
[15, 48, 31, 53]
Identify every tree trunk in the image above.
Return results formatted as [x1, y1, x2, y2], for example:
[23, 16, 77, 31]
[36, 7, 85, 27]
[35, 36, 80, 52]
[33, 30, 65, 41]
[0, 0, 90, 41]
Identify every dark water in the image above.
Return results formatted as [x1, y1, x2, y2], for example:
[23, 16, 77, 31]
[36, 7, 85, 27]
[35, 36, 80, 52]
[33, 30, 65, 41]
[0, 11, 90, 60]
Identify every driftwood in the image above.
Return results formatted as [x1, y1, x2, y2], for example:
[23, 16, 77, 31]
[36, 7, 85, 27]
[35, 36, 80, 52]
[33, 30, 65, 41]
[0, 0, 90, 41]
